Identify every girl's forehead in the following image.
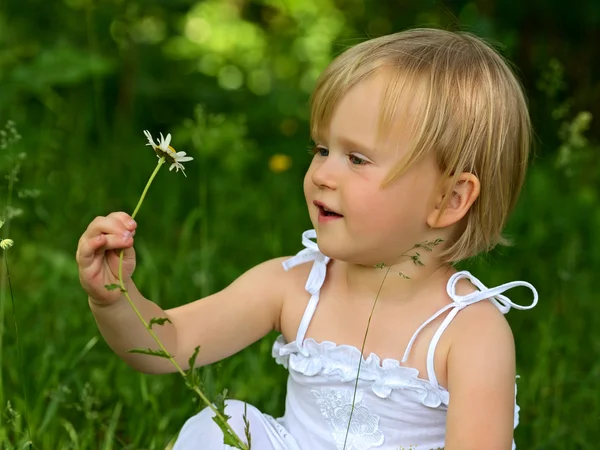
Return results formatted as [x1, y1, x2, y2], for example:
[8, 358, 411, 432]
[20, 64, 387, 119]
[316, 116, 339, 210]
[322, 74, 420, 154]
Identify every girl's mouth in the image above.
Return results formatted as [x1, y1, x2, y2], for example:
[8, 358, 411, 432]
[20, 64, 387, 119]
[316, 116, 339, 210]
[319, 206, 342, 217]
[315, 202, 343, 221]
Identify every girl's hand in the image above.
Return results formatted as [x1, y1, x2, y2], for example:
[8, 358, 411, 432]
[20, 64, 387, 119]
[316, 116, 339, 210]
[76, 212, 137, 305]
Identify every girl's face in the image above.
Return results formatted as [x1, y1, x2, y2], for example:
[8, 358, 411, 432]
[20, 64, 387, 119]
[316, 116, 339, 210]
[304, 74, 442, 266]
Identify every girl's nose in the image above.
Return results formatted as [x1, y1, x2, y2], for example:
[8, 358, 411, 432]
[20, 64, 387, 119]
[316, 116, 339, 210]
[310, 158, 339, 190]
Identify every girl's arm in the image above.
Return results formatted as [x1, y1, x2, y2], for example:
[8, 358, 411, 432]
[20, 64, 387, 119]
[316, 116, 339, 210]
[444, 301, 517, 450]
[90, 256, 290, 374]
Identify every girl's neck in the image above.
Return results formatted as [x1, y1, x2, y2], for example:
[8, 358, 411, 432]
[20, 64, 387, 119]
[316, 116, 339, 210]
[336, 252, 453, 304]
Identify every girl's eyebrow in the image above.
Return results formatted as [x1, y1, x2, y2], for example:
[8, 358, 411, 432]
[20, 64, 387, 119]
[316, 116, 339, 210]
[336, 136, 375, 154]
[311, 132, 375, 155]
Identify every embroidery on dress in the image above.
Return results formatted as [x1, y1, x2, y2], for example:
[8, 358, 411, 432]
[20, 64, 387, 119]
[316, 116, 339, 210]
[396, 447, 444, 450]
[311, 388, 384, 450]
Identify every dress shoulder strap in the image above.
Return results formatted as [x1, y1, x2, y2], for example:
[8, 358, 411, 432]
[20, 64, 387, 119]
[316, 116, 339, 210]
[281, 230, 330, 346]
[401, 271, 538, 388]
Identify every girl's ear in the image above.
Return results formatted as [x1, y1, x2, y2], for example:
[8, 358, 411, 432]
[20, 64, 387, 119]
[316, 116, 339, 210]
[427, 173, 480, 228]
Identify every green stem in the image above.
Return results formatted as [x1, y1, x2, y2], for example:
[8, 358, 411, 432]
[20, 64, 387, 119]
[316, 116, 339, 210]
[130, 158, 165, 220]
[5, 255, 32, 446]
[0, 159, 16, 422]
[117, 288, 232, 430]
[343, 265, 391, 450]
[117, 157, 248, 450]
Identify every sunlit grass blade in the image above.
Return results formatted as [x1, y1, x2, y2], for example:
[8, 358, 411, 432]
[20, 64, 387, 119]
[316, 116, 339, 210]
[101, 402, 122, 450]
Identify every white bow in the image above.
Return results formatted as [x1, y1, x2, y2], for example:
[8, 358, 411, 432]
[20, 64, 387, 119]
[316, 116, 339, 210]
[446, 271, 538, 314]
[282, 230, 330, 296]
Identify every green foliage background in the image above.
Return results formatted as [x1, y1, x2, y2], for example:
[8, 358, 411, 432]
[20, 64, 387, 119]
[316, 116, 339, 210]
[0, 0, 599, 448]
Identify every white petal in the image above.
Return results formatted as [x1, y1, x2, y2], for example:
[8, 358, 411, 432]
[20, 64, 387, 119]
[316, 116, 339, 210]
[176, 163, 187, 177]
[164, 133, 172, 148]
[143, 130, 157, 148]
[173, 151, 193, 161]
[157, 133, 168, 151]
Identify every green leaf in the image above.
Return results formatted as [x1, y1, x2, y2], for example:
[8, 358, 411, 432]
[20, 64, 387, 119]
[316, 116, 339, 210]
[214, 389, 228, 415]
[210, 389, 247, 449]
[414, 238, 444, 253]
[127, 348, 172, 359]
[148, 317, 172, 329]
[411, 253, 425, 266]
[374, 262, 386, 269]
[211, 416, 246, 449]
[104, 284, 125, 292]
[185, 346, 202, 390]
[243, 402, 252, 448]
[188, 345, 201, 370]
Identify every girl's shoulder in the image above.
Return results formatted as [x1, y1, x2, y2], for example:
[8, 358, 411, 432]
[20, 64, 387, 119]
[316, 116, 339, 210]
[447, 297, 514, 349]
[443, 271, 515, 351]
[258, 255, 315, 300]
[423, 270, 519, 388]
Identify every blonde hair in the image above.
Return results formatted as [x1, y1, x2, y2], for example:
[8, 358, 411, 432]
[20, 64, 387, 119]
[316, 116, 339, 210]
[311, 28, 531, 262]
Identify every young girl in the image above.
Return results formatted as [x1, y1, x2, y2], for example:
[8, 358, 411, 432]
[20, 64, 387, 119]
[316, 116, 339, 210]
[77, 28, 538, 450]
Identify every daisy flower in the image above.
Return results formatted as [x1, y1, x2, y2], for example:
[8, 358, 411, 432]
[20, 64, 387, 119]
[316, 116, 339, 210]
[143, 130, 193, 176]
[0, 239, 13, 250]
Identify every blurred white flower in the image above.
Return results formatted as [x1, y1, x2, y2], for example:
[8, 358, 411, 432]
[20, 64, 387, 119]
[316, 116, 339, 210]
[1, 239, 14, 250]
[143, 130, 193, 176]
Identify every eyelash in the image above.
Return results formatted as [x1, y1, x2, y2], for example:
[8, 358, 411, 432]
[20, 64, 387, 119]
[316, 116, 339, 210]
[308, 146, 368, 166]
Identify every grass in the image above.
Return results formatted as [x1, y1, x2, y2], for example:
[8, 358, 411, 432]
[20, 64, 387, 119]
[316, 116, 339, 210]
[0, 79, 598, 450]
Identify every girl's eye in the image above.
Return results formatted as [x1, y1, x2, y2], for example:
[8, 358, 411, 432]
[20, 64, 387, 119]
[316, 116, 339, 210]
[349, 154, 367, 165]
[310, 146, 329, 157]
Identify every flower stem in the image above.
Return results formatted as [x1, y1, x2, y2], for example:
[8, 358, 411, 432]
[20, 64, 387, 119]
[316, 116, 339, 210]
[343, 265, 391, 450]
[5, 255, 32, 445]
[118, 288, 237, 437]
[116, 157, 248, 450]
[131, 158, 165, 220]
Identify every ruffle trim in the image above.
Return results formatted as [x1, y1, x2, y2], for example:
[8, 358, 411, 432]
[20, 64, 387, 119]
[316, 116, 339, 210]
[273, 335, 449, 408]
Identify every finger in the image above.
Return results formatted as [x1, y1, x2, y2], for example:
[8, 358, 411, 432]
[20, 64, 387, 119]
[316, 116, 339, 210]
[77, 234, 108, 265]
[98, 233, 135, 253]
[77, 231, 134, 266]
[106, 211, 137, 231]
[82, 215, 132, 241]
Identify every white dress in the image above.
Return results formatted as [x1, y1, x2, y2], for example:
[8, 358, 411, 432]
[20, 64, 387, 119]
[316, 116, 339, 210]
[173, 230, 538, 450]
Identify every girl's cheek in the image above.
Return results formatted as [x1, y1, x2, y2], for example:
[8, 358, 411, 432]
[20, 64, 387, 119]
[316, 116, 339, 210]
[303, 171, 313, 196]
